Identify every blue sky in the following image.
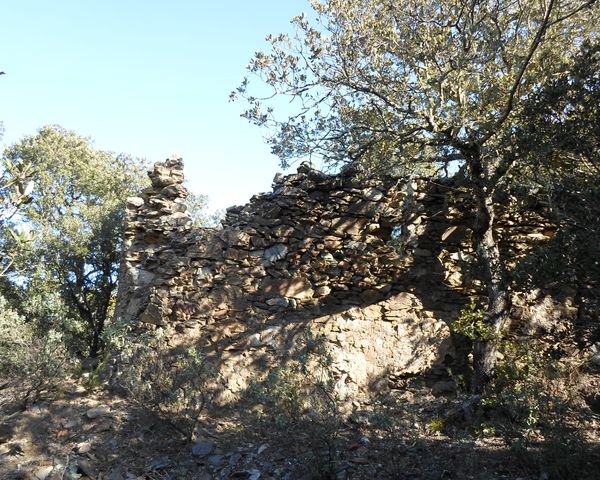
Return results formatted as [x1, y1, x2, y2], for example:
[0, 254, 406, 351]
[0, 1, 309, 211]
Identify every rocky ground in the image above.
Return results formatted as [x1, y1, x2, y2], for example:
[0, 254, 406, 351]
[2, 373, 599, 480]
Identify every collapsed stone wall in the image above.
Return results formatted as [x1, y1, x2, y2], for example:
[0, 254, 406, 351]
[113, 157, 574, 402]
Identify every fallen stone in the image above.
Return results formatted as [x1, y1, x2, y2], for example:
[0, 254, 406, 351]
[257, 444, 268, 455]
[231, 470, 261, 480]
[147, 457, 172, 471]
[76, 459, 94, 478]
[431, 380, 456, 396]
[107, 468, 126, 480]
[350, 457, 369, 464]
[34, 466, 55, 480]
[207, 454, 225, 467]
[85, 405, 110, 419]
[75, 441, 92, 453]
[228, 452, 243, 466]
[446, 395, 482, 423]
[192, 441, 216, 457]
[266, 296, 289, 307]
[65, 419, 78, 429]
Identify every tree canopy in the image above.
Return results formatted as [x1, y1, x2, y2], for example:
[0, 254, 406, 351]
[237, 0, 598, 174]
[1, 125, 148, 357]
[509, 40, 600, 288]
[0, 157, 35, 276]
[237, 0, 600, 391]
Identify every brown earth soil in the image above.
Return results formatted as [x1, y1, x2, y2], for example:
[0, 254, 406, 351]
[2, 373, 599, 480]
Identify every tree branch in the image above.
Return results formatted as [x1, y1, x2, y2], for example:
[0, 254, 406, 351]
[549, 0, 598, 26]
[479, 0, 556, 146]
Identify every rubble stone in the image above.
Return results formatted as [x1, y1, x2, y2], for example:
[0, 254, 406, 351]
[112, 157, 574, 402]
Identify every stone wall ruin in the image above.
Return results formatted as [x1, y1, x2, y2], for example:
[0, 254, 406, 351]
[113, 157, 575, 402]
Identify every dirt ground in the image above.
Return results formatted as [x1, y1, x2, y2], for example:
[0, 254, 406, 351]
[2, 373, 599, 480]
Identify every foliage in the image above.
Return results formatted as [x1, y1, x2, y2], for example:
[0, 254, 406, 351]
[0, 157, 35, 276]
[0, 74, 35, 277]
[248, 329, 342, 479]
[477, 340, 592, 479]
[452, 302, 496, 341]
[426, 417, 446, 436]
[252, 365, 307, 426]
[184, 190, 224, 228]
[250, 329, 337, 424]
[515, 40, 600, 175]
[508, 40, 600, 289]
[21, 283, 84, 353]
[0, 293, 71, 408]
[237, 0, 599, 391]
[1, 125, 148, 358]
[235, 0, 598, 172]
[107, 322, 210, 441]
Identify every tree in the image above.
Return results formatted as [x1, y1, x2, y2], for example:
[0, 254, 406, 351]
[0, 158, 35, 276]
[515, 40, 600, 182]
[185, 191, 224, 228]
[509, 40, 600, 290]
[235, 0, 599, 391]
[1, 125, 148, 358]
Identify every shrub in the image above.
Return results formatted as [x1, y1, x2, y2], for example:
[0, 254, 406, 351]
[0, 294, 71, 408]
[451, 300, 594, 477]
[452, 302, 496, 341]
[248, 329, 342, 479]
[479, 340, 594, 478]
[108, 323, 210, 441]
[426, 417, 446, 435]
[250, 329, 337, 425]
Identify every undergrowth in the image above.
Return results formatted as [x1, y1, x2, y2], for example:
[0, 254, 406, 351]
[248, 328, 343, 479]
[107, 321, 211, 441]
[0, 294, 71, 409]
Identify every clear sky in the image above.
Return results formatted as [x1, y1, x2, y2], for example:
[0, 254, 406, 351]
[0, 1, 309, 211]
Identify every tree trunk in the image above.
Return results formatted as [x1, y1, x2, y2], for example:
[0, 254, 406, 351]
[90, 318, 102, 359]
[469, 155, 511, 394]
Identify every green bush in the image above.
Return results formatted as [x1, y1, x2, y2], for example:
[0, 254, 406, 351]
[251, 364, 307, 426]
[248, 329, 342, 479]
[452, 302, 497, 341]
[426, 417, 446, 435]
[478, 340, 593, 478]
[108, 324, 210, 441]
[250, 329, 337, 425]
[21, 287, 89, 356]
[0, 294, 71, 407]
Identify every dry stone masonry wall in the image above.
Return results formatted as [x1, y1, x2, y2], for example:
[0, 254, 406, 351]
[113, 157, 573, 402]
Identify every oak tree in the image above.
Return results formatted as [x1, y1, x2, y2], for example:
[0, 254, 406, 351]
[2, 125, 147, 358]
[236, 0, 599, 391]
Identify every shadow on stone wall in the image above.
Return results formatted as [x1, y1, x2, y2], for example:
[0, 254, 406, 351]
[111, 158, 480, 404]
[110, 157, 589, 408]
